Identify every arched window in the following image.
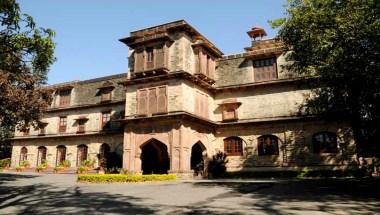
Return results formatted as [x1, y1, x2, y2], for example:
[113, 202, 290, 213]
[224, 137, 243, 156]
[56, 145, 66, 166]
[258, 135, 279, 156]
[77, 145, 88, 166]
[312, 132, 338, 153]
[20, 147, 28, 165]
[37, 146, 47, 166]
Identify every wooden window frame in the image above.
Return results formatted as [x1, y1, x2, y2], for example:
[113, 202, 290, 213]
[56, 145, 66, 166]
[58, 89, 72, 107]
[37, 146, 47, 166]
[58, 116, 67, 133]
[101, 111, 111, 130]
[258, 135, 279, 156]
[77, 119, 86, 133]
[253, 58, 278, 82]
[224, 137, 243, 156]
[137, 85, 168, 116]
[20, 147, 28, 165]
[312, 132, 338, 154]
[100, 87, 113, 103]
[77, 145, 88, 166]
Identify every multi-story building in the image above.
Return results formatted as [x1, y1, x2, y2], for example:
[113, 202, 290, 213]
[11, 20, 357, 174]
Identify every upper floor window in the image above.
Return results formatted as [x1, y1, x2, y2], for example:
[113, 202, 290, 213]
[38, 123, 48, 136]
[134, 44, 167, 73]
[195, 48, 215, 79]
[224, 136, 243, 156]
[76, 118, 87, 133]
[220, 99, 241, 122]
[59, 116, 67, 133]
[58, 89, 72, 107]
[194, 91, 209, 119]
[253, 58, 277, 82]
[312, 132, 338, 153]
[258, 135, 279, 156]
[137, 86, 167, 116]
[23, 127, 30, 136]
[100, 87, 113, 103]
[101, 111, 111, 129]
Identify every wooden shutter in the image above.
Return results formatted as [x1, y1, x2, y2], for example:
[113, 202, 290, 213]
[157, 86, 167, 113]
[200, 51, 207, 75]
[194, 92, 201, 116]
[154, 44, 166, 69]
[202, 94, 208, 118]
[208, 58, 215, 79]
[148, 88, 157, 115]
[137, 89, 148, 115]
[134, 49, 144, 72]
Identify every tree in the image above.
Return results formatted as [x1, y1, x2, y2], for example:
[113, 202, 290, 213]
[0, 0, 55, 156]
[271, 0, 380, 156]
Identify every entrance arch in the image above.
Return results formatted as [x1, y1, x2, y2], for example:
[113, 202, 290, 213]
[141, 139, 170, 174]
[191, 141, 206, 176]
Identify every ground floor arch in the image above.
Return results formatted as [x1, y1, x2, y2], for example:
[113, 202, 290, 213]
[191, 141, 207, 176]
[141, 139, 170, 174]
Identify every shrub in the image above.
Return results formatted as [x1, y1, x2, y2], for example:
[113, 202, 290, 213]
[207, 152, 228, 178]
[81, 159, 95, 168]
[36, 160, 48, 172]
[59, 160, 71, 168]
[0, 158, 11, 168]
[16, 166, 25, 172]
[54, 166, 65, 173]
[78, 174, 177, 183]
[77, 166, 88, 174]
[20, 160, 30, 168]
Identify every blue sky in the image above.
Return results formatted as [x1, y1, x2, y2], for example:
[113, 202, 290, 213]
[18, 0, 287, 84]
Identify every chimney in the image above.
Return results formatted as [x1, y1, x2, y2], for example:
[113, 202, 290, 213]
[247, 26, 267, 45]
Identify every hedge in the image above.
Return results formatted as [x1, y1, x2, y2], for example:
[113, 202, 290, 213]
[78, 174, 177, 183]
[0, 158, 11, 168]
[221, 169, 366, 179]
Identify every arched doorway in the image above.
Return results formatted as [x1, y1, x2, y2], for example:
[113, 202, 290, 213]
[37, 146, 47, 166]
[141, 139, 170, 174]
[20, 147, 28, 165]
[56, 145, 66, 166]
[77, 145, 88, 166]
[99, 143, 122, 169]
[191, 142, 206, 176]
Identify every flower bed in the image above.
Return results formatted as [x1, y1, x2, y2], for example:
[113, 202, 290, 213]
[78, 174, 176, 183]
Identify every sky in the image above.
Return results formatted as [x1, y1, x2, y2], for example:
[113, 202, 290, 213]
[17, 0, 287, 85]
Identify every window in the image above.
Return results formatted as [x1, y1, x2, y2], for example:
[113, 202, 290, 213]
[20, 147, 28, 165]
[59, 116, 67, 133]
[37, 146, 47, 166]
[137, 86, 167, 116]
[38, 123, 47, 136]
[253, 58, 277, 82]
[194, 91, 209, 118]
[101, 111, 111, 129]
[220, 99, 241, 121]
[59, 89, 71, 107]
[258, 135, 279, 156]
[224, 137, 243, 156]
[100, 87, 113, 102]
[146, 47, 154, 69]
[77, 145, 88, 166]
[77, 120, 86, 133]
[56, 145, 66, 166]
[134, 44, 167, 73]
[195, 48, 215, 79]
[23, 127, 30, 136]
[312, 132, 338, 153]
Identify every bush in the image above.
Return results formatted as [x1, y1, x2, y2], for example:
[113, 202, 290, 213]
[54, 166, 65, 173]
[77, 166, 88, 174]
[0, 158, 11, 168]
[16, 166, 25, 172]
[78, 174, 177, 183]
[207, 152, 228, 178]
[20, 160, 30, 168]
[59, 160, 71, 168]
[81, 159, 95, 168]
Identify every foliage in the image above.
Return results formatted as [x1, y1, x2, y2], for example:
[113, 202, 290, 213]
[35, 160, 48, 172]
[0, 0, 55, 142]
[53, 166, 65, 173]
[207, 152, 228, 178]
[0, 158, 11, 168]
[20, 160, 30, 167]
[77, 174, 177, 183]
[59, 160, 71, 168]
[81, 159, 95, 168]
[221, 169, 366, 179]
[15, 166, 24, 172]
[271, 0, 380, 156]
[0, 139, 11, 159]
[77, 166, 88, 174]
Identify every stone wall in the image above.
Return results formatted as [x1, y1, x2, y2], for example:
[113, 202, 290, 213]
[11, 134, 123, 168]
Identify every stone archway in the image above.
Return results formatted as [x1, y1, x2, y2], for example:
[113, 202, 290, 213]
[191, 141, 206, 176]
[141, 139, 170, 174]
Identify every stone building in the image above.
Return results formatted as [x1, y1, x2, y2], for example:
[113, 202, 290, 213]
[11, 20, 357, 174]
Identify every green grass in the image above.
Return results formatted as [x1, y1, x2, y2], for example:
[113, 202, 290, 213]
[78, 174, 177, 183]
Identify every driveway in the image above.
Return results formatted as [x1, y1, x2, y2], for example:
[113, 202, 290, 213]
[0, 173, 379, 214]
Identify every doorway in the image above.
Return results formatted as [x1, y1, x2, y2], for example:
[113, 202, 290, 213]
[141, 139, 170, 174]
